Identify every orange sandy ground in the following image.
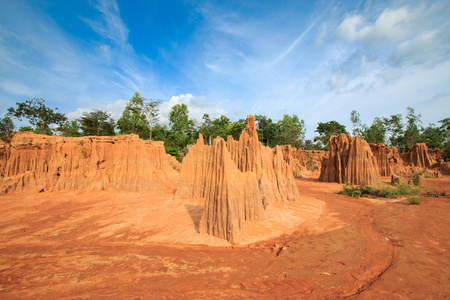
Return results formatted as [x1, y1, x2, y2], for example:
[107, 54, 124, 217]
[0, 175, 449, 299]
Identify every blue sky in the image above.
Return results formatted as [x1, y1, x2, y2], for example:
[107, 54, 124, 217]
[0, 0, 449, 138]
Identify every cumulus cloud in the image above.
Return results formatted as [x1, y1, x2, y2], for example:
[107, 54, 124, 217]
[66, 99, 127, 120]
[159, 94, 227, 124]
[335, 5, 420, 46]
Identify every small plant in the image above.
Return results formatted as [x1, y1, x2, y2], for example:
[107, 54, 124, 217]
[409, 169, 426, 178]
[442, 191, 447, 196]
[407, 196, 422, 205]
[79, 140, 84, 146]
[35, 144, 41, 150]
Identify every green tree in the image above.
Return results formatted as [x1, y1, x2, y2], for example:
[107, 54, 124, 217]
[304, 139, 323, 150]
[7, 98, 67, 134]
[0, 116, 14, 137]
[142, 99, 162, 140]
[199, 114, 213, 145]
[117, 92, 149, 139]
[58, 120, 81, 137]
[364, 117, 386, 144]
[314, 121, 348, 150]
[168, 103, 190, 157]
[227, 119, 247, 141]
[383, 114, 405, 150]
[79, 110, 115, 136]
[19, 126, 33, 132]
[420, 123, 444, 149]
[255, 115, 277, 146]
[151, 123, 170, 142]
[276, 114, 305, 148]
[404, 107, 422, 149]
[350, 110, 366, 137]
[211, 115, 231, 139]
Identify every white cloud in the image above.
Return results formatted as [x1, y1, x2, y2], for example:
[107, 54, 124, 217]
[66, 99, 127, 120]
[82, 0, 129, 45]
[159, 94, 227, 124]
[335, 5, 420, 46]
[390, 29, 450, 67]
[0, 80, 36, 97]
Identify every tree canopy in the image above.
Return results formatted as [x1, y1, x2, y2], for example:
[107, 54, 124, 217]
[7, 98, 67, 134]
[315, 121, 348, 150]
[79, 110, 115, 136]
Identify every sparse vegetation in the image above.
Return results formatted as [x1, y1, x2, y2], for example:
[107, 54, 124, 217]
[340, 183, 420, 198]
[407, 196, 422, 205]
[305, 153, 318, 171]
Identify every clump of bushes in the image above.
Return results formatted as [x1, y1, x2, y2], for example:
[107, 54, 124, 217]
[340, 183, 420, 199]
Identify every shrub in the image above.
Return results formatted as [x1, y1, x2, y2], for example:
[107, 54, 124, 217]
[407, 196, 422, 205]
[340, 183, 420, 198]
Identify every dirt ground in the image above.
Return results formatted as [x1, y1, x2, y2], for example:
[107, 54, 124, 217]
[0, 176, 449, 299]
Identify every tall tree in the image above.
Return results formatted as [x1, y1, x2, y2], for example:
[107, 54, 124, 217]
[404, 107, 422, 149]
[276, 114, 305, 148]
[142, 99, 162, 140]
[314, 121, 348, 150]
[7, 98, 67, 134]
[168, 103, 190, 153]
[199, 113, 213, 145]
[117, 92, 149, 138]
[227, 119, 247, 141]
[255, 115, 277, 146]
[0, 116, 14, 137]
[364, 117, 386, 144]
[79, 110, 115, 136]
[350, 110, 366, 137]
[383, 114, 405, 150]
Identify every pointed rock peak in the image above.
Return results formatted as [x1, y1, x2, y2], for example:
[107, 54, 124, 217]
[197, 133, 204, 145]
[246, 115, 258, 140]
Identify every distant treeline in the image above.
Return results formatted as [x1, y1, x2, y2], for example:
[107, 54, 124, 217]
[1, 93, 448, 161]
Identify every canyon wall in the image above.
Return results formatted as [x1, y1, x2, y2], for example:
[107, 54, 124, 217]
[0, 132, 180, 194]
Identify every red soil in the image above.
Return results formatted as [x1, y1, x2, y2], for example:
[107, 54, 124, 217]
[0, 176, 449, 298]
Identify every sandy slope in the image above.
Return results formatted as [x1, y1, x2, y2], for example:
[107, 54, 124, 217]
[0, 176, 449, 298]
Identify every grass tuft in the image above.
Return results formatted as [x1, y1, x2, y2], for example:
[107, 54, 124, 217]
[407, 196, 422, 205]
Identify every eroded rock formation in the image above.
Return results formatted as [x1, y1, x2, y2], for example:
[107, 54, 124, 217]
[174, 134, 210, 199]
[280, 145, 327, 177]
[176, 115, 300, 243]
[319, 134, 381, 185]
[370, 144, 403, 177]
[0, 132, 180, 194]
[402, 143, 436, 168]
[226, 116, 299, 206]
[199, 137, 262, 244]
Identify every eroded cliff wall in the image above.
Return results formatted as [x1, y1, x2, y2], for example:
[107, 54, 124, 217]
[0, 132, 180, 194]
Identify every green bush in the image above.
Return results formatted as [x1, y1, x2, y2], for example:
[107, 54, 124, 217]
[340, 183, 420, 198]
[407, 196, 422, 205]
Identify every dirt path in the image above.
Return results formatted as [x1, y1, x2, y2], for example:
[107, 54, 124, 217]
[0, 177, 448, 298]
